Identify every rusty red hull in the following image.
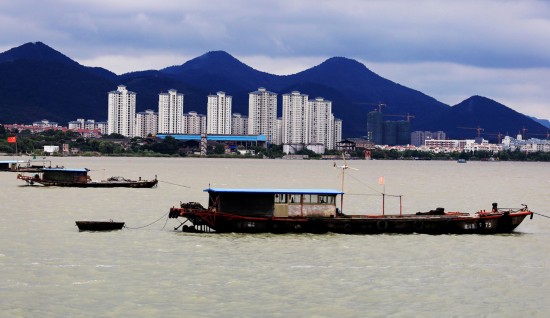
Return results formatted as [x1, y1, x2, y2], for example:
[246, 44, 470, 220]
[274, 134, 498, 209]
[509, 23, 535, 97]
[168, 207, 533, 235]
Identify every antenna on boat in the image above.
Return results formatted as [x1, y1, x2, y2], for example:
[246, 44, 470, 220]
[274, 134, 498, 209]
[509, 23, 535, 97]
[333, 154, 358, 214]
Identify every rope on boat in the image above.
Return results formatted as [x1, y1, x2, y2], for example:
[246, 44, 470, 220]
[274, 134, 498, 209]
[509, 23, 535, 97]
[158, 180, 191, 188]
[532, 212, 550, 219]
[124, 211, 171, 230]
[343, 171, 402, 197]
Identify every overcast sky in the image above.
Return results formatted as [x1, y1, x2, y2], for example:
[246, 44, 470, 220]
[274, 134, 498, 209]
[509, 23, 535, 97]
[1, 0, 549, 119]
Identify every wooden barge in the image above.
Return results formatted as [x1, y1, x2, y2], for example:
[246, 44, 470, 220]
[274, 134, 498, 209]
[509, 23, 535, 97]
[168, 188, 533, 234]
[17, 168, 158, 188]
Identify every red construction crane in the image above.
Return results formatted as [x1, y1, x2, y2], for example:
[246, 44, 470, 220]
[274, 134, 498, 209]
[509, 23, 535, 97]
[458, 126, 484, 138]
[384, 113, 416, 122]
[484, 131, 503, 143]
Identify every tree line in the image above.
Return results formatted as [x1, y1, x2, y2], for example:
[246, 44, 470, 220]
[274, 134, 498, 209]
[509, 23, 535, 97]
[1, 125, 549, 161]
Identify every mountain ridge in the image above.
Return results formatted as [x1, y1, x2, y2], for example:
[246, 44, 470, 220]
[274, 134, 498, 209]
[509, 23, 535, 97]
[0, 42, 547, 140]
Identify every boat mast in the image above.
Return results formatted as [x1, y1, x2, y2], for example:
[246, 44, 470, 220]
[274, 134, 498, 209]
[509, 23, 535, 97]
[334, 155, 357, 214]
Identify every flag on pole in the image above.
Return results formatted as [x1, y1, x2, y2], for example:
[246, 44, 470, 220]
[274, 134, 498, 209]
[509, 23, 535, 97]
[7, 136, 16, 143]
[378, 176, 385, 185]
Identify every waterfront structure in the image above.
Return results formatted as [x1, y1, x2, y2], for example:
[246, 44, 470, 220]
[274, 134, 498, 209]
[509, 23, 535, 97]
[411, 130, 447, 147]
[183, 111, 206, 134]
[108, 85, 136, 137]
[33, 119, 58, 129]
[68, 119, 95, 130]
[95, 121, 108, 135]
[231, 113, 248, 135]
[135, 109, 158, 137]
[248, 87, 278, 143]
[207, 91, 232, 134]
[158, 89, 184, 134]
[68, 118, 105, 137]
[366, 111, 383, 145]
[502, 135, 550, 152]
[282, 91, 310, 145]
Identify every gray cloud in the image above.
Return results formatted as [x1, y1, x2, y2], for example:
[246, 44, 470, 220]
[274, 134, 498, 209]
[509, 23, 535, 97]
[1, 0, 549, 119]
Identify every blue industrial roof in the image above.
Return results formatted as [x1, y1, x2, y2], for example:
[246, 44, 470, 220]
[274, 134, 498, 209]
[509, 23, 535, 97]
[156, 134, 267, 142]
[205, 188, 343, 195]
[43, 168, 89, 172]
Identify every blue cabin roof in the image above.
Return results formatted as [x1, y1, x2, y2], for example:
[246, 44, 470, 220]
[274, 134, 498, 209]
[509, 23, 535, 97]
[0, 160, 24, 163]
[205, 188, 343, 195]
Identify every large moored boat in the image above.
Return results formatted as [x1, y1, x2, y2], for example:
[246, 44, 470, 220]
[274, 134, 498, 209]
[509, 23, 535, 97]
[168, 187, 533, 234]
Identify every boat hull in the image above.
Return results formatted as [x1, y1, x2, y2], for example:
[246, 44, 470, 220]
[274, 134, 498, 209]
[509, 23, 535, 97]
[18, 175, 158, 188]
[76, 221, 125, 231]
[33, 180, 158, 188]
[169, 208, 532, 235]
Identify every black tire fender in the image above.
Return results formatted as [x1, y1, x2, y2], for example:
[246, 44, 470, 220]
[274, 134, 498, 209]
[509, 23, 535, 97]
[413, 220, 424, 232]
[376, 220, 388, 231]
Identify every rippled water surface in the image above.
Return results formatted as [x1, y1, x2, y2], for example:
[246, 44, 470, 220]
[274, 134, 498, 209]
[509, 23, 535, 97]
[1, 157, 549, 317]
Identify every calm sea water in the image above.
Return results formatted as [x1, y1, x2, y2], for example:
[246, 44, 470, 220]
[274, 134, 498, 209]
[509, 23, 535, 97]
[1, 157, 549, 317]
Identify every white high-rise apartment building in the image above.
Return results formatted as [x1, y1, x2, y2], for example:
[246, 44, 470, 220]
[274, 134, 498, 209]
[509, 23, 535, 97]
[207, 91, 232, 134]
[248, 87, 278, 143]
[135, 109, 158, 137]
[158, 89, 184, 134]
[282, 91, 310, 144]
[108, 85, 136, 137]
[309, 97, 335, 149]
[231, 113, 248, 135]
[334, 118, 343, 145]
[183, 111, 206, 134]
[276, 118, 283, 145]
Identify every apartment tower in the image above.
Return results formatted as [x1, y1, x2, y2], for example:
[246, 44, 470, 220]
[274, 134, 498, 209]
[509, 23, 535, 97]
[207, 91, 232, 134]
[248, 87, 278, 143]
[107, 85, 136, 137]
[281, 91, 310, 144]
[158, 89, 184, 134]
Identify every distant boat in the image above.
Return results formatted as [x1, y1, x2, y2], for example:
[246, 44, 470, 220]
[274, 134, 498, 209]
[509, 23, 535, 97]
[0, 159, 53, 172]
[76, 220, 125, 231]
[457, 159, 467, 163]
[17, 168, 157, 188]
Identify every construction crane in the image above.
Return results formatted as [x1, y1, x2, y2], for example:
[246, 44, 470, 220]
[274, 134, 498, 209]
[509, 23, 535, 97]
[484, 131, 503, 143]
[352, 102, 387, 112]
[384, 113, 416, 122]
[529, 131, 550, 140]
[458, 126, 484, 138]
[521, 127, 528, 139]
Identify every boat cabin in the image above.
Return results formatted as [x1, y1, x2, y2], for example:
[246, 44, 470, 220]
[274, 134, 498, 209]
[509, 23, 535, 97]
[41, 168, 90, 183]
[0, 160, 22, 171]
[205, 188, 343, 218]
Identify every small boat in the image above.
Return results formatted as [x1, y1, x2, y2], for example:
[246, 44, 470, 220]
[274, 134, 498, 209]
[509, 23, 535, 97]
[76, 220, 125, 231]
[17, 167, 157, 188]
[168, 188, 533, 234]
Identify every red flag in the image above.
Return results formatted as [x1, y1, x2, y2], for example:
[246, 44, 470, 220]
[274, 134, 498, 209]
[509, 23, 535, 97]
[7, 136, 16, 143]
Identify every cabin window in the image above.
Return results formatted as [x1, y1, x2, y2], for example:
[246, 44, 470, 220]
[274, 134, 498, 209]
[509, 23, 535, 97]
[274, 194, 287, 204]
[289, 194, 301, 204]
[302, 194, 318, 204]
[317, 195, 335, 204]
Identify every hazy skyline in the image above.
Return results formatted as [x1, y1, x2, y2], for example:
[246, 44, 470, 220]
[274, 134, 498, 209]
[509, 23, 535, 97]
[1, 0, 549, 120]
